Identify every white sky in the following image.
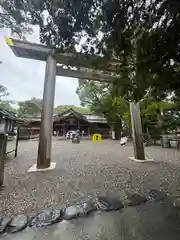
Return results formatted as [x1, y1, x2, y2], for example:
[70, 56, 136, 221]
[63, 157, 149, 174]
[0, 27, 80, 107]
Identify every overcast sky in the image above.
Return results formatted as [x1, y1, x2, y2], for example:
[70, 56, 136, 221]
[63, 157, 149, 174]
[0, 27, 80, 107]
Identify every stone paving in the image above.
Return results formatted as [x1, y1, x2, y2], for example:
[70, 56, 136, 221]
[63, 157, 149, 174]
[1, 139, 180, 217]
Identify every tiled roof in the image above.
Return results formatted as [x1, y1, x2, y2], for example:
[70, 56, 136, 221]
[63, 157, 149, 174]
[0, 107, 23, 122]
[23, 109, 108, 124]
[54, 109, 107, 123]
[53, 108, 88, 122]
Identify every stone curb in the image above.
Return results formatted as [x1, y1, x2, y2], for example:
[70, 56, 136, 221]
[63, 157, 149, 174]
[0, 189, 174, 235]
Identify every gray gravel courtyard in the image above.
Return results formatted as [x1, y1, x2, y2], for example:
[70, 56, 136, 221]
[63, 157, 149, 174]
[1, 138, 180, 217]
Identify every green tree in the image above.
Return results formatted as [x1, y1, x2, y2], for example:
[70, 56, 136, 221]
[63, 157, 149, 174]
[140, 98, 178, 142]
[137, 1, 180, 98]
[0, 100, 16, 112]
[18, 97, 42, 117]
[54, 105, 90, 114]
[1, 1, 180, 99]
[76, 80, 129, 139]
[31, 1, 172, 101]
[28, 0, 175, 104]
[0, 84, 9, 99]
[0, 0, 33, 37]
[0, 84, 16, 112]
[0, 0, 47, 37]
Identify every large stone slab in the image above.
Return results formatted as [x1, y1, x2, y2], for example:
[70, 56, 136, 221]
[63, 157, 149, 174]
[126, 193, 147, 206]
[81, 200, 97, 214]
[7, 215, 28, 233]
[0, 216, 11, 233]
[96, 196, 123, 211]
[173, 197, 180, 209]
[30, 209, 62, 227]
[149, 189, 167, 202]
[63, 205, 85, 220]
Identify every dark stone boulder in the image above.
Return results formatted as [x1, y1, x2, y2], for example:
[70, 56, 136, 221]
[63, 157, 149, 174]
[126, 193, 147, 206]
[0, 216, 11, 233]
[149, 189, 167, 202]
[173, 197, 180, 209]
[96, 196, 124, 211]
[63, 205, 85, 220]
[82, 200, 97, 214]
[69, 198, 97, 215]
[7, 215, 28, 233]
[30, 209, 62, 227]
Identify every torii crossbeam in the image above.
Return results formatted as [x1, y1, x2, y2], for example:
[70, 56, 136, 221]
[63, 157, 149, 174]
[4, 36, 147, 171]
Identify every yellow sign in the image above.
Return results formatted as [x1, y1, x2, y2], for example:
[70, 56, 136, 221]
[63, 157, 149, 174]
[92, 133, 102, 143]
[4, 36, 14, 46]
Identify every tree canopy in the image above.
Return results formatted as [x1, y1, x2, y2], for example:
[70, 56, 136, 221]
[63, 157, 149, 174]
[18, 97, 42, 117]
[1, 0, 179, 101]
[0, 84, 9, 99]
[0, 84, 16, 112]
[54, 105, 90, 114]
[1, 0, 180, 141]
[0, 0, 33, 37]
[17, 97, 89, 117]
[76, 80, 129, 139]
[0, 100, 16, 113]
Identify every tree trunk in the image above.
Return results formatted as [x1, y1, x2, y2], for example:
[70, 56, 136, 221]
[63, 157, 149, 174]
[114, 118, 122, 140]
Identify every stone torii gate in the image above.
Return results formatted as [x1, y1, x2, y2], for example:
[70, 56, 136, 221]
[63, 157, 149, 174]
[4, 36, 149, 171]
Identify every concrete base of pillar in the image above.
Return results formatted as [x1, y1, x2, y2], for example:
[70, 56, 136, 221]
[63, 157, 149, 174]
[129, 157, 154, 163]
[28, 162, 56, 172]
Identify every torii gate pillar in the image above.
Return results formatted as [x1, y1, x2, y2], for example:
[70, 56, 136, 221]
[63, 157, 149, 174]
[130, 102, 145, 160]
[37, 55, 56, 169]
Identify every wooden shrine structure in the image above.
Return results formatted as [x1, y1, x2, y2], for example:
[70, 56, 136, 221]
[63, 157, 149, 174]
[5, 36, 146, 170]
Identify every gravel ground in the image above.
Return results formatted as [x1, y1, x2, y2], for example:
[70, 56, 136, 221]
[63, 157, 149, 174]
[1, 139, 180, 217]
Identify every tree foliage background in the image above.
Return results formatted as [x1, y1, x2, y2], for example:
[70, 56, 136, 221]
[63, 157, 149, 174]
[54, 105, 90, 114]
[0, 84, 16, 112]
[18, 97, 42, 117]
[1, 0, 180, 98]
[76, 80, 129, 139]
[1, 0, 180, 140]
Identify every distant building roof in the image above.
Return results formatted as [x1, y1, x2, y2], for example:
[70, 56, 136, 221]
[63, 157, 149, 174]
[0, 107, 22, 122]
[54, 109, 107, 123]
[23, 116, 41, 122]
[23, 108, 108, 124]
[54, 108, 87, 122]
